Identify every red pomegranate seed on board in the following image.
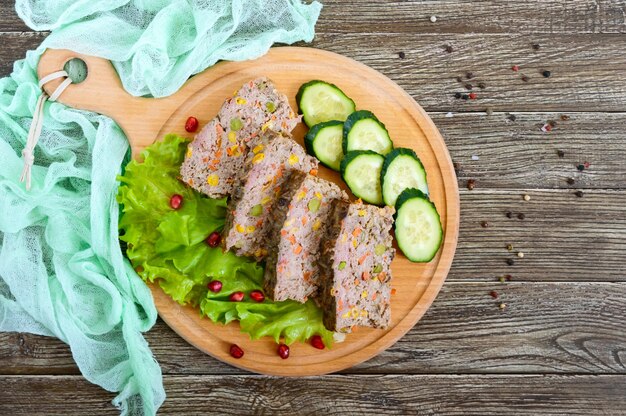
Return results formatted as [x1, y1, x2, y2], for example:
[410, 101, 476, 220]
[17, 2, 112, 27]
[230, 344, 244, 359]
[169, 194, 183, 210]
[207, 280, 222, 293]
[206, 232, 221, 247]
[185, 116, 199, 132]
[277, 343, 290, 359]
[310, 335, 325, 350]
[229, 291, 244, 302]
[250, 290, 265, 302]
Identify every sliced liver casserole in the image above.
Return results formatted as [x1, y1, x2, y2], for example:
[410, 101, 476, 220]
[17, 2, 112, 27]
[222, 131, 318, 259]
[318, 200, 395, 333]
[264, 173, 348, 303]
[180, 77, 300, 198]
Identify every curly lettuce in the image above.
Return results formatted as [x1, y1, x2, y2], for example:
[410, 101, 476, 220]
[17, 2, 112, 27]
[117, 134, 333, 346]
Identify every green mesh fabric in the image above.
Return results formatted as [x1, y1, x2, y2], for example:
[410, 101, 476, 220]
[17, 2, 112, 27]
[0, 1, 322, 414]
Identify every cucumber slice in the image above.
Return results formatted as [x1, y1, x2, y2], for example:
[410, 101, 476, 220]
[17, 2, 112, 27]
[304, 120, 344, 171]
[381, 148, 428, 206]
[296, 80, 356, 127]
[394, 188, 443, 262]
[340, 150, 385, 205]
[343, 110, 393, 156]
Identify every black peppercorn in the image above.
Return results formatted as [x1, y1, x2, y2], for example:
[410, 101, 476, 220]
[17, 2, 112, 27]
[465, 83, 473, 90]
[462, 94, 469, 100]
[478, 82, 486, 89]
[466, 72, 473, 79]
[575, 190, 584, 197]
[398, 51, 406, 59]
[507, 258, 515, 266]
[566, 177, 575, 185]
[480, 221, 489, 228]
[517, 213, 525, 220]
[557, 150, 565, 158]
[445, 45, 453, 53]
[507, 114, 517, 121]
[577, 164, 585, 171]
[506, 211, 513, 219]
[455, 92, 462, 99]
[532, 43, 541, 50]
[542, 70, 551, 78]
[456, 76, 463, 83]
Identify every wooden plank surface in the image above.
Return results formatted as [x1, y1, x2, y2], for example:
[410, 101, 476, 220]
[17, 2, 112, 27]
[452, 189, 626, 282]
[436, 112, 626, 190]
[317, 0, 626, 35]
[2, 0, 626, 34]
[3, 283, 625, 376]
[1, 374, 626, 415]
[0, 32, 46, 75]
[3, 32, 626, 112]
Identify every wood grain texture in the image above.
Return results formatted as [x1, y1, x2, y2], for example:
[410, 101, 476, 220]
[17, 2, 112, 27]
[308, 32, 626, 112]
[2, 0, 626, 34]
[3, 283, 625, 376]
[0, 32, 45, 75]
[0, 0, 28, 31]
[451, 189, 626, 282]
[6, 32, 626, 113]
[317, 0, 626, 35]
[434, 111, 626, 189]
[2, 374, 626, 415]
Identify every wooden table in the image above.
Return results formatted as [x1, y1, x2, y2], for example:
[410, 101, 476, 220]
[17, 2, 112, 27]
[1, 1, 625, 414]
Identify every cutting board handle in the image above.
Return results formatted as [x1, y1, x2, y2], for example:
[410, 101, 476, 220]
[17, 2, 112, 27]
[37, 48, 183, 157]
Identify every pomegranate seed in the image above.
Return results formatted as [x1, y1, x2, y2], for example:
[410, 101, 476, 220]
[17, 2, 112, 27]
[185, 116, 199, 132]
[310, 335, 325, 350]
[512, 65, 519, 72]
[229, 291, 244, 302]
[469, 92, 477, 100]
[250, 290, 265, 302]
[207, 280, 222, 293]
[277, 343, 290, 359]
[206, 232, 221, 247]
[230, 344, 244, 359]
[169, 194, 183, 210]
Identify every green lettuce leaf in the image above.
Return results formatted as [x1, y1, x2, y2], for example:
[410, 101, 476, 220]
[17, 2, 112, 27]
[117, 134, 334, 346]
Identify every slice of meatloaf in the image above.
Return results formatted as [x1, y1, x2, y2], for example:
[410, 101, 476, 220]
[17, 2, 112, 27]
[264, 173, 348, 303]
[318, 200, 396, 333]
[223, 131, 318, 259]
[180, 77, 300, 198]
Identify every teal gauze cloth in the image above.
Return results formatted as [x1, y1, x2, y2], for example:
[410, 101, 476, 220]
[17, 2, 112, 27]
[0, 1, 322, 414]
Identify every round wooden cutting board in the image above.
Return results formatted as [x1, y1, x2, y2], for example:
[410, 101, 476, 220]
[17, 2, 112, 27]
[38, 47, 459, 376]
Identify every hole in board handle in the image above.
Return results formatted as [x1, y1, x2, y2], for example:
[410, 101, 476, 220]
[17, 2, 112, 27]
[63, 58, 88, 84]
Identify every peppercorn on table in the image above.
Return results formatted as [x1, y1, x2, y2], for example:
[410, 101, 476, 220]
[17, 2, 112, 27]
[2, 0, 626, 414]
